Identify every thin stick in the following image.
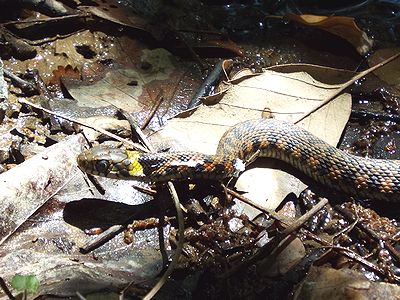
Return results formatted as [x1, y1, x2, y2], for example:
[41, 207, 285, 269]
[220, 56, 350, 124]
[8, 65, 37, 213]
[79, 225, 124, 254]
[142, 182, 185, 300]
[3, 69, 36, 93]
[295, 52, 400, 124]
[226, 188, 292, 225]
[121, 115, 185, 300]
[1, 14, 85, 26]
[225, 188, 391, 278]
[18, 99, 148, 152]
[141, 95, 164, 130]
[221, 198, 328, 278]
[0, 277, 15, 300]
[336, 206, 400, 263]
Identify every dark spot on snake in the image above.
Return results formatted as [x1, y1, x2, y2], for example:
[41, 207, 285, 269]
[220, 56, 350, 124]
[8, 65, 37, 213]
[119, 169, 130, 177]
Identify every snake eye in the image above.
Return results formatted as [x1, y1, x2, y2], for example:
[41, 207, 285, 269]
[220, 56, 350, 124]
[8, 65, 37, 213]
[95, 160, 110, 174]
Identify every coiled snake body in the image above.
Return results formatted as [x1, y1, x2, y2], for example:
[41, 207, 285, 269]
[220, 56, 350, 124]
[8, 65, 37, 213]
[77, 119, 400, 202]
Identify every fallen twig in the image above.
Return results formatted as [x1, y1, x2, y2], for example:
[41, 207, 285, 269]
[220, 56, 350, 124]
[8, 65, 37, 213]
[141, 94, 164, 130]
[141, 182, 185, 300]
[118, 116, 185, 300]
[226, 188, 395, 280]
[0, 277, 15, 300]
[221, 189, 328, 278]
[79, 225, 124, 254]
[295, 52, 400, 124]
[303, 230, 391, 279]
[3, 69, 36, 94]
[18, 98, 148, 152]
[336, 205, 400, 264]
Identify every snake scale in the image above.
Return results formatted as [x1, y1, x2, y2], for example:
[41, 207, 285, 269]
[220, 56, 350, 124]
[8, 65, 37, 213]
[77, 118, 400, 202]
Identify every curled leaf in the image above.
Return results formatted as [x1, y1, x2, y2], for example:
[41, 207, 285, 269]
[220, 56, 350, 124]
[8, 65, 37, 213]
[287, 14, 373, 55]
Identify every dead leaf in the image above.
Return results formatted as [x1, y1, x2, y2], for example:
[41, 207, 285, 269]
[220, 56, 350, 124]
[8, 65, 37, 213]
[0, 135, 85, 244]
[0, 135, 168, 297]
[6, 30, 116, 83]
[60, 48, 202, 131]
[48, 65, 80, 89]
[167, 38, 242, 58]
[229, 68, 259, 84]
[258, 237, 305, 277]
[221, 59, 234, 79]
[294, 266, 400, 299]
[267, 63, 356, 85]
[173, 38, 243, 57]
[287, 14, 373, 55]
[79, 0, 164, 40]
[201, 88, 229, 105]
[78, 116, 131, 141]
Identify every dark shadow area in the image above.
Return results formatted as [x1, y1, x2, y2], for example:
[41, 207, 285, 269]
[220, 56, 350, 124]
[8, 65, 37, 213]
[63, 198, 169, 230]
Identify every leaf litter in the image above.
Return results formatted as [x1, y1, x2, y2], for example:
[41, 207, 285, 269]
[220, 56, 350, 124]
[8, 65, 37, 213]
[0, 63, 356, 297]
[6, 59, 396, 296]
[1, 1, 400, 298]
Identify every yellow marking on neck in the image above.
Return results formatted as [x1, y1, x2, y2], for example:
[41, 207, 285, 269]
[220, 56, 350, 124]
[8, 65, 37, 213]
[126, 150, 145, 177]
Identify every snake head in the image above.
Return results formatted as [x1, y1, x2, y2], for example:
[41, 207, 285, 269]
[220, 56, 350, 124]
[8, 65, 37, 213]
[77, 146, 145, 180]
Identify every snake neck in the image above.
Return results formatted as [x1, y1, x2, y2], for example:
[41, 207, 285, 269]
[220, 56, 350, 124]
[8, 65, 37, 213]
[134, 151, 245, 182]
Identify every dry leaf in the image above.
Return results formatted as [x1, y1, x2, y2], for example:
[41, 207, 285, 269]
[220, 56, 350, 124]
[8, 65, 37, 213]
[79, 0, 164, 40]
[268, 63, 356, 85]
[294, 266, 400, 299]
[0, 135, 85, 244]
[61, 48, 202, 130]
[229, 68, 259, 84]
[287, 14, 373, 55]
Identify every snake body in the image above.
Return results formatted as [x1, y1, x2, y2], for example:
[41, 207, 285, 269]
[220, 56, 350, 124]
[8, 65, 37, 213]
[77, 119, 400, 202]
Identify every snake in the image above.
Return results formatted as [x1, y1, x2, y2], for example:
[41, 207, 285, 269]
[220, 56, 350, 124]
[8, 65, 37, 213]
[77, 118, 400, 202]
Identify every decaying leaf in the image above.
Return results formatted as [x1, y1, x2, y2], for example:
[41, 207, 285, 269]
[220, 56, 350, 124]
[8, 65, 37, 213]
[258, 237, 305, 277]
[294, 266, 400, 299]
[0, 134, 167, 296]
[287, 14, 373, 55]
[79, 0, 164, 40]
[59, 48, 202, 131]
[48, 65, 80, 87]
[173, 38, 244, 57]
[0, 135, 85, 244]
